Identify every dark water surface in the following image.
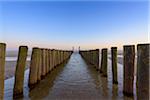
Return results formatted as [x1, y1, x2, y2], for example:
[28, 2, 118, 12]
[5, 53, 135, 100]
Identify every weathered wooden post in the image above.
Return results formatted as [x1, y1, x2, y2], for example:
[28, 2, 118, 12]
[47, 49, 50, 73]
[89, 50, 91, 63]
[63, 51, 64, 62]
[41, 49, 46, 78]
[53, 49, 56, 67]
[100, 48, 108, 77]
[63, 51, 65, 62]
[13, 46, 28, 97]
[100, 49, 103, 73]
[111, 47, 118, 84]
[28, 47, 40, 88]
[94, 50, 97, 67]
[48, 49, 52, 72]
[91, 50, 94, 65]
[45, 49, 47, 74]
[59, 50, 61, 64]
[0, 43, 6, 99]
[37, 49, 42, 81]
[62, 51, 64, 62]
[137, 44, 150, 100]
[96, 49, 99, 70]
[123, 45, 135, 96]
[59, 50, 63, 64]
[61, 51, 63, 63]
[51, 49, 54, 69]
[50, 49, 53, 71]
[55, 50, 58, 66]
[59, 50, 61, 63]
[46, 49, 49, 73]
[57, 50, 59, 65]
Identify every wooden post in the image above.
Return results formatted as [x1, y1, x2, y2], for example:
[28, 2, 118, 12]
[96, 49, 99, 70]
[62, 51, 64, 62]
[55, 50, 58, 66]
[28, 47, 40, 88]
[137, 44, 150, 99]
[100, 48, 108, 77]
[13, 46, 28, 97]
[57, 50, 59, 65]
[41, 49, 46, 77]
[0, 43, 6, 99]
[100, 49, 103, 73]
[50, 49, 53, 71]
[55, 50, 57, 66]
[123, 45, 135, 96]
[37, 49, 42, 81]
[45, 49, 47, 74]
[52, 50, 55, 68]
[58, 50, 60, 65]
[48, 49, 51, 72]
[59, 50, 60, 63]
[51, 49, 54, 69]
[111, 47, 118, 84]
[59, 51, 61, 64]
[46, 49, 49, 73]
[92, 50, 94, 65]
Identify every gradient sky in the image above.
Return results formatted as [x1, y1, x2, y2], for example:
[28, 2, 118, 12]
[0, 0, 149, 50]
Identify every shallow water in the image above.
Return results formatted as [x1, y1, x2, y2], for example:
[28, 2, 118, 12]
[6, 57, 30, 61]
[4, 52, 136, 100]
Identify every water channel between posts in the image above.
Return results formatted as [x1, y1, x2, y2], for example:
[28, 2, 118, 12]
[4, 52, 136, 100]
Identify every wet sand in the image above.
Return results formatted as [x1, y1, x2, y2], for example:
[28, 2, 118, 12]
[4, 53, 136, 100]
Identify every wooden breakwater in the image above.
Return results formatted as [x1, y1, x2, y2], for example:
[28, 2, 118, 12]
[79, 43, 150, 100]
[0, 43, 6, 100]
[0, 43, 73, 99]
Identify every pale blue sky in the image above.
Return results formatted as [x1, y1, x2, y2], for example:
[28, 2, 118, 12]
[0, 0, 149, 50]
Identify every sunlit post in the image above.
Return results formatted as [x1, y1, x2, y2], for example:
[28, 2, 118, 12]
[0, 43, 6, 99]
[37, 48, 42, 81]
[41, 49, 46, 78]
[44, 49, 47, 74]
[13, 46, 28, 97]
[46, 49, 50, 73]
[28, 47, 40, 88]
[48, 49, 52, 72]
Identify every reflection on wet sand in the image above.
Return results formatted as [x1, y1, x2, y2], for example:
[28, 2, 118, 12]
[5, 53, 137, 100]
[29, 62, 67, 99]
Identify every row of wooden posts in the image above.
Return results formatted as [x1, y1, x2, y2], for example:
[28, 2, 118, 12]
[0, 43, 73, 99]
[79, 44, 149, 99]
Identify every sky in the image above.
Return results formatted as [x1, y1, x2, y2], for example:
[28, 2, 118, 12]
[0, 0, 149, 50]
